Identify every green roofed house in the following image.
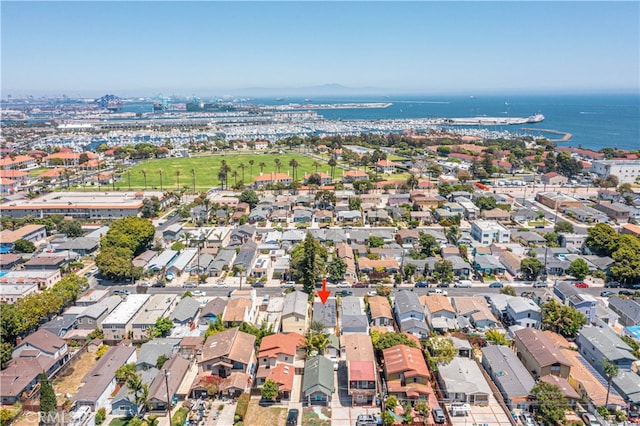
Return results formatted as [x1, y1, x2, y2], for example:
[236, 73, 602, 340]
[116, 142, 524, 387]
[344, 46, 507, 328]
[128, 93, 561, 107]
[302, 355, 335, 406]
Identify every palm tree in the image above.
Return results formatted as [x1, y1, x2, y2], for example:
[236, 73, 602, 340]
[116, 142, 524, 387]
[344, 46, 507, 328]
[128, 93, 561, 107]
[289, 159, 299, 181]
[218, 169, 227, 190]
[328, 158, 337, 179]
[220, 160, 231, 189]
[274, 158, 282, 173]
[158, 170, 163, 191]
[231, 170, 239, 186]
[175, 170, 181, 189]
[63, 169, 73, 189]
[126, 170, 131, 190]
[141, 169, 148, 190]
[603, 358, 619, 408]
[446, 225, 461, 245]
[259, 162, 266, 174]
[313, 161, 320, 173]
[238, 162, 246, 182]
[406, 174, 419, 190]
[248, 159, 255, 177]
[234, 265, 246, 290]
[191, 168, 196, 193]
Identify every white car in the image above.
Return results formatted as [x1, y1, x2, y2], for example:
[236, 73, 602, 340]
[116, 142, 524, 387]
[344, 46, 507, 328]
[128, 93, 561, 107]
[191, 290, 205, 296]
[366, 290, 378, 297]
[281, 281, 296, 288]
[336, 282, 351, 288]
[89, 267, 99, 274]
[214, 282, 228, 288]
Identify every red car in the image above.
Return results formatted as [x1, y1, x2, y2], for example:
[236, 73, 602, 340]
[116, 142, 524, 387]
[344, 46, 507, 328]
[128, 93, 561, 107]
[574, 282, 589, 288]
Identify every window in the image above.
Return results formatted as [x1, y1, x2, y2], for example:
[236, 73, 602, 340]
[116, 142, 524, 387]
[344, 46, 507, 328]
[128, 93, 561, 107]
[87, 319, 93, 324]
[284, 356, 288, 362]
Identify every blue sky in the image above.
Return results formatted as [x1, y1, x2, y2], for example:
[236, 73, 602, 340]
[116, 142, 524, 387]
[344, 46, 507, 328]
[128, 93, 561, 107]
[2, 1, 639, 96]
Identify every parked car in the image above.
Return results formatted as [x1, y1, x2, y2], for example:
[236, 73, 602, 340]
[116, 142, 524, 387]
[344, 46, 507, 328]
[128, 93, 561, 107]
[89, 267, 99, 274]
[336, 281, 351, 288]
[437, 282, 450, 288]
[353, 282, 369, 288]
[191, 290, 205, 296]
[214, 282, 228, 288]
[281, 281, 296, 288]
[521, 412, 537, 426]
[427, 288, 447, 296]
[337, 290, 353, 297]
[454, 280, 472, 288]
[432, 407, 446, 424]
[581, 413, 599, 426]
[414, 281, 429, 288]
[533, 281, 547, 288]
[355, 414, 378, 426]
[367, 290, 378, 297]
[488, 281, 503, 288]
[182, 282, 197, 288]
[600, 291, 614, 297]
[574, 282, 589, 289]
[605, 281, 621, 288]
[619, 290, 635, 296]
[628, 411, 640, 424]
[113, 289, 130, 296]
[286, 408, 299, 426]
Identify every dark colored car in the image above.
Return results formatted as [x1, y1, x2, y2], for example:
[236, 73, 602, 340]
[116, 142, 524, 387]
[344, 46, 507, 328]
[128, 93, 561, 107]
[605, 281, 621, 288]
[488, 281, 504, 288]
[337, 290, 353, 297]
[437, 282, 450, 288]
[414, 282, 429, 288]
[619, 290, 635, 296]
[353, 282, 369, 288]
[286, 409, 299, 426]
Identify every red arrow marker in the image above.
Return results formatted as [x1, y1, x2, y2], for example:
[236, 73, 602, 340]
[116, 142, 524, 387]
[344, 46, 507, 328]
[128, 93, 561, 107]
[317, 278, 330, 305]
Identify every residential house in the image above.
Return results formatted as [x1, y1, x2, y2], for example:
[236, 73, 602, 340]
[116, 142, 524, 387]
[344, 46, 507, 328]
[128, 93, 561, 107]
[222, 297, 255, 328]
[171, 296, 201, 326]
[499, 251, 522, 278]
[541, 172, 568, 185]
[471, 220, 511, 244]
[302, 355, 335, 406]
[382, 344, 432, 401]
[281, 290, 309, 334]
[255, 332, 305, 399]
[341, 333, 377, 405]
[421, 295, 456, 333]
[396, 229, 420, 246]
[481, 345, 536, 410]
[111, 368, 158, 417]
[102, 295, 150, 342]
[473, 254, 506, 276]
[336, 242, 357, 283]
[254, 172, 293, 188]
[342, 169, 368, 182]
[553, 282, 597, 323]
[394, 290, 429, 337]
[136, 339, 180, 370]
[199, 298, 227, 328]
[367, 295, 393, 328]
[148, 355, 191, 411]
[76, 296, 122, 330]
[513, 328, 571, 379]
[313, 298, 337, 335]
[437, 357, 491, 405]
[54, 237, 100, 256]
[207, 249, 236, 277]
[130, 294, 178, 341]
[505, 297, 541, 329]
[609, 297, 640, 327]
[337, 210, 362, 223]
[11, 329, 69, 375]
[74, 344, 136, 411]
[199, 328, 256, 383]
[451, 297, 500, 331]
[340, 296, 368, 334]
[576, 325, 637, 376]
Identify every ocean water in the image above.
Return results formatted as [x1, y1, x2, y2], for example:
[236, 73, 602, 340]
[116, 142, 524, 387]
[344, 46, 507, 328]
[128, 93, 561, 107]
[125, 93, 639, 152]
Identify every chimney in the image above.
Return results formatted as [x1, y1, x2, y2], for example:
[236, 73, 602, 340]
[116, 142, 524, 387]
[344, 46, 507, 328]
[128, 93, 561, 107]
[16, 336, 22, 345]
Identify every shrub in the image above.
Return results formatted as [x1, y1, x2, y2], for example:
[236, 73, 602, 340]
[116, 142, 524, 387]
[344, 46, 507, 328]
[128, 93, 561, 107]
[172, 407, 189, 426]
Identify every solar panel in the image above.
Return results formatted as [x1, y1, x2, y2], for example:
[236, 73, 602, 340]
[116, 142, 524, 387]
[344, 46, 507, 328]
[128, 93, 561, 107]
[576, 354, 623, 398]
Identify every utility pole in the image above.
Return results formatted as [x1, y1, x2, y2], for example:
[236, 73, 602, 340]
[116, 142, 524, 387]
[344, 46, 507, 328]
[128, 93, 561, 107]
[165, 370, 172, 426]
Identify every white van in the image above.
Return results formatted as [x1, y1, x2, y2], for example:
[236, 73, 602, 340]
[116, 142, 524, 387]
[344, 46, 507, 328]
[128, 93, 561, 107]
[455, 280, 473, 288]
[427, 288, 448, 296]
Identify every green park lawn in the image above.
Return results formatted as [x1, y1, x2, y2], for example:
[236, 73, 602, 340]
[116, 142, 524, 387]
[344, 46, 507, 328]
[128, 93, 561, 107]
[114, 153, 335, 191]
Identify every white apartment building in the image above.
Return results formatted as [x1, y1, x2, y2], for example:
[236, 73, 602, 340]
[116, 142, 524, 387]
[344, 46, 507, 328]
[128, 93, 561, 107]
[591, 160, 640, 184]
[102, 294, 150, 342]
[471, 220, 511, 244]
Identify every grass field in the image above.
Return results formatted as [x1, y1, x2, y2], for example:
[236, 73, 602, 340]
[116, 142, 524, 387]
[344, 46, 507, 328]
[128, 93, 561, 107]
[114, 153, 335, 190]
[243, 400, 287, 426]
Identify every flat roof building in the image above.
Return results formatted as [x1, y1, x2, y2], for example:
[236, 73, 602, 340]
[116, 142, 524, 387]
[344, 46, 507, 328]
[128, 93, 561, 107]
[102, 295, 150, 342]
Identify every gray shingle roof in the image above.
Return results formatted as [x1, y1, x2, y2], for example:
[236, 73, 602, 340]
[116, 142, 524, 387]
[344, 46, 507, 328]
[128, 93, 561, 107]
[170, 297, 201, 323]
[302, 355, 335, 395]
[482, 345, 535, 400]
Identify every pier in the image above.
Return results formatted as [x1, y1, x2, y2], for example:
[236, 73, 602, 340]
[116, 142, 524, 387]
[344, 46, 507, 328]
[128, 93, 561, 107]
[521, 127, 573, 142]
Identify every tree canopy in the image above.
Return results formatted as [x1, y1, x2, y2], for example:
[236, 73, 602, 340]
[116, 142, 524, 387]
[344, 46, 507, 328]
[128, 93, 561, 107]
[370, 331, 418, 351]
[238, 190, 259, 208]
[554, 221, 574, 234]
[521, 257, 543, 281]
[541, 299, 587, 338]
[531, 382, 570, 425]
[13, 239, 36, 253]
[291, 233, 327, 294]
[568, 258, 590, 281]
